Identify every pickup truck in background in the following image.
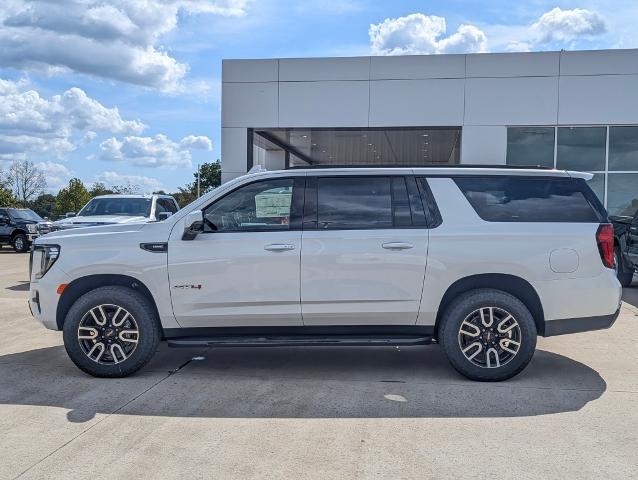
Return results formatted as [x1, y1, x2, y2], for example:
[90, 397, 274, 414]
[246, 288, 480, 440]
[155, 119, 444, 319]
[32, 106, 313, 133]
[611, 212, 638, 286]
[0, 208, 55, 252]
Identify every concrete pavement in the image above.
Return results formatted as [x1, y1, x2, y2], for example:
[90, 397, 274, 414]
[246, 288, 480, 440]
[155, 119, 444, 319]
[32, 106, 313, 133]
[1, 247, 637, 479]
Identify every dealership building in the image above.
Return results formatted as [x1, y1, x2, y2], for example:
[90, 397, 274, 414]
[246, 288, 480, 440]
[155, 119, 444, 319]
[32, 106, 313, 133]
[221, 48, 638, 216]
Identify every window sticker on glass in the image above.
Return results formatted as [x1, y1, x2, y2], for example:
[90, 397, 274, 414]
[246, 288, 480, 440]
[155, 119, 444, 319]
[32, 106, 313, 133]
[255, 188, 292, 218]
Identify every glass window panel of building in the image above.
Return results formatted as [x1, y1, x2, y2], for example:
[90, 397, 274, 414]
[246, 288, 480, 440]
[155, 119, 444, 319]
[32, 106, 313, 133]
[506, 125, 638, 216]
[609, 126, 638, 171]
[506, 127, 555, 168]
[556, 127, 606, 172]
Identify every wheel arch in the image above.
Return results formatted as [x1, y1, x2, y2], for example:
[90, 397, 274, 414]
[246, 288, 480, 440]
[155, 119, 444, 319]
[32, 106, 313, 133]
[435, 273, 545, 337]
[10, 229, 27, 239]
[56, 274, 161, 333]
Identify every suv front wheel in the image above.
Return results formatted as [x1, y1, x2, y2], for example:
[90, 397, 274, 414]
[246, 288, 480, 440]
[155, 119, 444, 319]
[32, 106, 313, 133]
[439, 289, 537, 382]
[63, 286, 160, 377]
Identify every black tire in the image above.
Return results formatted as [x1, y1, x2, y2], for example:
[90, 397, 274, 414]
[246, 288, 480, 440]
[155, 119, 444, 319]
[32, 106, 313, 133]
[63, 286, 160, 377]
[615, 247, 634, 287]
[12, 233, 28, 253]
[439, 289, 537, 382]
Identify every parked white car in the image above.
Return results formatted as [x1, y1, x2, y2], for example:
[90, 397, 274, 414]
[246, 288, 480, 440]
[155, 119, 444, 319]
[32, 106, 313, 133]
[29, 167, 622, 381]
[53, 194, 180, 230]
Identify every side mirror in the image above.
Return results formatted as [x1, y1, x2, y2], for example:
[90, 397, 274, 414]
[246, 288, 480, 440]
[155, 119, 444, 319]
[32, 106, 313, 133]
[158, 211, 172, 221]
[182, 210, 204, 240]
[65, 212, 76, 218]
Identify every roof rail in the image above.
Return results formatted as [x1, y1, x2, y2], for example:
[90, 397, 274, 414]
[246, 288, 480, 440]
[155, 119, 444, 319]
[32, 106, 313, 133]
[286, 164, 555, 170]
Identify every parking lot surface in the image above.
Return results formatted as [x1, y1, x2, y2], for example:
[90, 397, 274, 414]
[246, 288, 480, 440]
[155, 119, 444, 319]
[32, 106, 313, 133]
[1, 248, 637, 479]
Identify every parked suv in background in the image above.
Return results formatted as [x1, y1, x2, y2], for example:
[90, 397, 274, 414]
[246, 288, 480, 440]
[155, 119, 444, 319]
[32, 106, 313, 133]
[0, 208, 54, 252]
[53, 194, 180, 230]
[29, 167, 621, 381]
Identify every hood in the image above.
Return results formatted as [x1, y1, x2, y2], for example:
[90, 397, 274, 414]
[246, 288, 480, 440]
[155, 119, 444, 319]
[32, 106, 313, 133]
[54, 215, 149, 229]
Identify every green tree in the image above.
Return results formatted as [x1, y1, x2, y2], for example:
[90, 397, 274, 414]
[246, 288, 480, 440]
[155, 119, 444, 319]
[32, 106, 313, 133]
[55, 178, 92, 218]
[0, 169, 16, 206]
[30, 193, 56, 219]
[195, 160, 221, 194]
[89, 182, 115, 197]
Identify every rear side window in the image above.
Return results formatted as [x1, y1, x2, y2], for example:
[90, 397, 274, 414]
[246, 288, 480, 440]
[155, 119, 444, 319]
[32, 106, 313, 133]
[454, 176, 604, 223]
[315, 176, 424, 230]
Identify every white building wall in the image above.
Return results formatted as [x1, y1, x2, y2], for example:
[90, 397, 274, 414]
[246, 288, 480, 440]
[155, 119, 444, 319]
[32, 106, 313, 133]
[221, 48, 638, 181]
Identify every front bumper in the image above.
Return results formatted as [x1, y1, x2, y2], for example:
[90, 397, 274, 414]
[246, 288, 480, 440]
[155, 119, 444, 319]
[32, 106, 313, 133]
[543, 305, 621, 337]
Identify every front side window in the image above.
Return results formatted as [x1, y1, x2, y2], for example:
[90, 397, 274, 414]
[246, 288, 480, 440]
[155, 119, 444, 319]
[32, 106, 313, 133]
[454, 176, 603, 223]
[203, 178, 295, 232]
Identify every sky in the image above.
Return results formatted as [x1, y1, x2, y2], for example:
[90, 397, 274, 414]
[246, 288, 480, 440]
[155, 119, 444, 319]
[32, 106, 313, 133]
[1, 0, 637, 194]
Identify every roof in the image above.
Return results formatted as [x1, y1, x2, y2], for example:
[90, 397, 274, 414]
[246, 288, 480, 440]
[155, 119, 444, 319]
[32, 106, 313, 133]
[92, 194, 173, 199]
[246, 166, 592, 180]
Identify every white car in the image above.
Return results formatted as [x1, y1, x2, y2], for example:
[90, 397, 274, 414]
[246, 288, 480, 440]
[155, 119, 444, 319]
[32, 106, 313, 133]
[53, 194, 180, 230]
[29, 167, 622, 381]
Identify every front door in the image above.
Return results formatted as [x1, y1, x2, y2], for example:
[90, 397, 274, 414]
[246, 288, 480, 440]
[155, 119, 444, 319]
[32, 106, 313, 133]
[168, 177, 304, 328]
[301, 175, 429, 325]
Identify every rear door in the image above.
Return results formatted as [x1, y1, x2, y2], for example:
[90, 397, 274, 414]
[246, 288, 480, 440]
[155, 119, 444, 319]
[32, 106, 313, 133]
[300, 175, 429, 326]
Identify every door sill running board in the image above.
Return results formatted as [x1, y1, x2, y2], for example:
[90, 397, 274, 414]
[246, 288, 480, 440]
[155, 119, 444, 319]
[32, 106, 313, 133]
[167, 335, 433, 348]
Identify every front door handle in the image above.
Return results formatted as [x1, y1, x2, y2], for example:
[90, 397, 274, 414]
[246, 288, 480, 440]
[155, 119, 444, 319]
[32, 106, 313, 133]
[382, 242, 414, 250]
[264, 244, 295, 252]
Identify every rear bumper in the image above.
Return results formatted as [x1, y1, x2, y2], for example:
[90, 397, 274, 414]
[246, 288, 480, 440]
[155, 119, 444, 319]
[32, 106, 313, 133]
[543, 306, 621, 337]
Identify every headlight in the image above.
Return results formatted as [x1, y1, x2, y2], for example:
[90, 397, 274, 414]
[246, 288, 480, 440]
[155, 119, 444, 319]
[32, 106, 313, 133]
[31, 244, 60, 279]
[26, 224, 38, 233]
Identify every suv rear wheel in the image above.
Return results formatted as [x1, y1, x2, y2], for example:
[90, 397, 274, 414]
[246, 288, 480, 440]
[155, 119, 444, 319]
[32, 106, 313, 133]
[63, 286, 160, 377]
[439, 289, 537, 382]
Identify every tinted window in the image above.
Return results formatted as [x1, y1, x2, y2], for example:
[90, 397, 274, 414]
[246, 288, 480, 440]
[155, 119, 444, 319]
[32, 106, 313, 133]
[454, 176, 602, 223]
[155, 198, 178, 219]
[317, 177, 393, 229]
[506, 127, 555, 168]
[203, 178, 294, 232]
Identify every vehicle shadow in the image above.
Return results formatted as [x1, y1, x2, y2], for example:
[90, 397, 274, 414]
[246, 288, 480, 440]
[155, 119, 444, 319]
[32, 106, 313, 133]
[6, 281, 29, 292]
[0, 343, 606, 422]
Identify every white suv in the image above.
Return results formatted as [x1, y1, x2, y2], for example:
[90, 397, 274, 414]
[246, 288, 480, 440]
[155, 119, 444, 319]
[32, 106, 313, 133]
[29, 167, 622, 381]
[53, 194, 180, 230]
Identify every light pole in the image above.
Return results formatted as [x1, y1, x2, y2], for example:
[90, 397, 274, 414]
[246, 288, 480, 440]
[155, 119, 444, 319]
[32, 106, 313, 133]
[197, 163, 200, 198]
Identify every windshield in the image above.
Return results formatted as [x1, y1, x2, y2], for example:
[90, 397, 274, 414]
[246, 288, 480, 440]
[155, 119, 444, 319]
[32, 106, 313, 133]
[7, 209, 43, 221]
[77, 198, 152, 217]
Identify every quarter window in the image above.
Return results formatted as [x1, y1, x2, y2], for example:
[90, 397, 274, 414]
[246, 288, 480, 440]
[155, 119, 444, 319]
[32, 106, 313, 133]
[454, 176, 603, 223]
[203, 179, 295, 232]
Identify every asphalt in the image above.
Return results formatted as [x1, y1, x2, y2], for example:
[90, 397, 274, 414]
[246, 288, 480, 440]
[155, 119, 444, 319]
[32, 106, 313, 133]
[1, 246, 637, 479]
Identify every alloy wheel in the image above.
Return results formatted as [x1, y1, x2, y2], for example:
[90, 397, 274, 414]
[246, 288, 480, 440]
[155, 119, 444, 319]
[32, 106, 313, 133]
[14, 236, 24, 251]
[77, 304, 139, 364]
[457, 306, 522, 368]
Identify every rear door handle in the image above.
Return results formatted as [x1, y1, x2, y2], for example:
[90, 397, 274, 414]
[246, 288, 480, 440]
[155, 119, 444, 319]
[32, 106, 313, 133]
[264, 244, 295, 252]
[382, 242, 414, 250]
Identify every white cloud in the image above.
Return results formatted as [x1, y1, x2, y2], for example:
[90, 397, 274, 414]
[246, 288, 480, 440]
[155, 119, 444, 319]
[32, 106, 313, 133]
[369, 13, 487, 55]
[96, 171, 164, 193]
[180, 135, 213, 150]
[0, 78, 145, 161]
[36, 161, 73, 190]
[99, 134, 213, 168]
[0, 1, 248, 91]
[532, 8, 607, 44]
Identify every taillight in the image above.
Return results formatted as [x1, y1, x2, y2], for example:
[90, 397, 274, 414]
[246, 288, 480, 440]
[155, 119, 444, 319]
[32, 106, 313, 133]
[596, 223, 615, 269]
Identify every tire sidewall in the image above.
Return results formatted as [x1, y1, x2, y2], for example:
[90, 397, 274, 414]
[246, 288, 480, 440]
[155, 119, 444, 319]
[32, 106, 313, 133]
[63, 286, 160, 377]
[13, 234, 28, 253]
[440, 289, 537, 382]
